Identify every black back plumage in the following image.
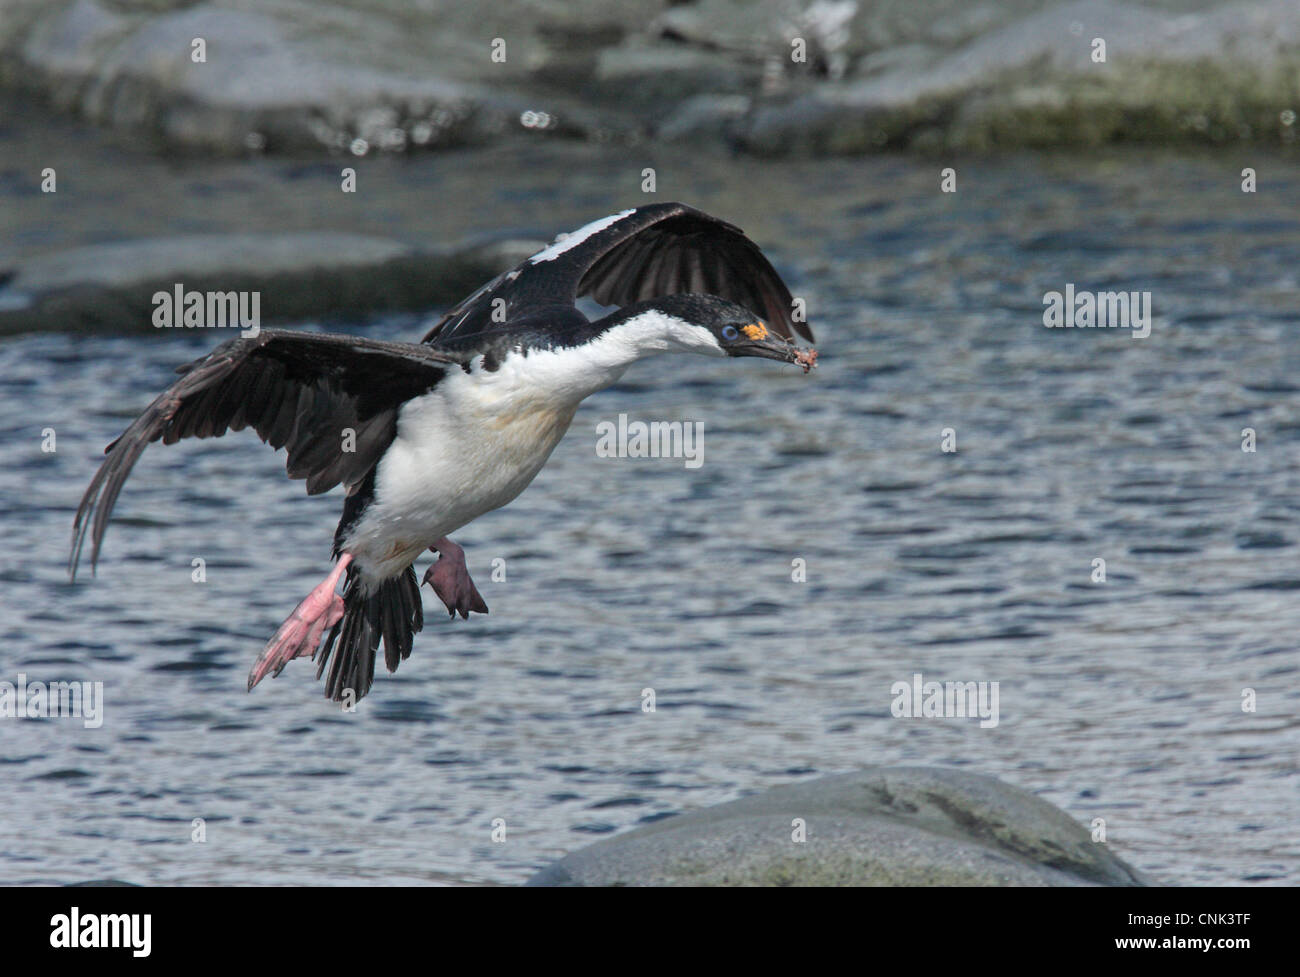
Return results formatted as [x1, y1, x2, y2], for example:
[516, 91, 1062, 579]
[426, 306, 593, 371]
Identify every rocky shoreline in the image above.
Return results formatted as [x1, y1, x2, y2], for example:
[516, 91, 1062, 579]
[2, 0, 1297, 158]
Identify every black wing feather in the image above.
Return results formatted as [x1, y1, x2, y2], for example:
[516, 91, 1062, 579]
[70, 329, 460, 579]
[421, 202, 812, 346]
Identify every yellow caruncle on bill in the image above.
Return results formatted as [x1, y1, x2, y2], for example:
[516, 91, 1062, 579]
[742, 323, 768, 340]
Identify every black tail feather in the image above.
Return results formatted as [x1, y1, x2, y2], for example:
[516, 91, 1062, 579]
[317, 564, 423, 702]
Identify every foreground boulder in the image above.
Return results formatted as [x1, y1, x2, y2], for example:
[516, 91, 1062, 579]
[528, 766, 1150, 886]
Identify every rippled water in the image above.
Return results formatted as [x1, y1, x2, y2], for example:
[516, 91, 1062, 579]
[1, 132, 1298, 885]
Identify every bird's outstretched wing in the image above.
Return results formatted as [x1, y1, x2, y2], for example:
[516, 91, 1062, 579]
[421, 202, 812, 346]
[70, 329, 460, 579]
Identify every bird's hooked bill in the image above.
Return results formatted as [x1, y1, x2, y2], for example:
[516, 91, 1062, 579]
[731, 321, 818, 373]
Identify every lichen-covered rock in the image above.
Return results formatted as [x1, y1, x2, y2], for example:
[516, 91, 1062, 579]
[528, 766, 1152, 886]
[738, 0, 1300, 155]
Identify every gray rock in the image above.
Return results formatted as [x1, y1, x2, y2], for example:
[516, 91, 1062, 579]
[0, 232, 541, 335]
[738, 0, 1300, 154]
[4, 0, 1298, 155]
[655, 0, 1055, 68]
[527, 766, 1151, 886]
[592, 45, 754, 121]
[0, 0, 659, 154]
[657, 94, 752, 145]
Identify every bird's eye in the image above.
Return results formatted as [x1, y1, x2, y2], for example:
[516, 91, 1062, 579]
[721, 325, 739, 341]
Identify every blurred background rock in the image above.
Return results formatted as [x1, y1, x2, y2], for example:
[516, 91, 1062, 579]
[2, 0, 1298, 157]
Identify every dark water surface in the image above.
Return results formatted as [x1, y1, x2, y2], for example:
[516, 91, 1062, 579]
[1, 124, 1298, 884]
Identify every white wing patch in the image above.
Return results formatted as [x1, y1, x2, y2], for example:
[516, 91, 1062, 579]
[529, 208, 636, 264]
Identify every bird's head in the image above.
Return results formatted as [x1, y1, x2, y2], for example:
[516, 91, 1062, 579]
[602, 294, 814, 369]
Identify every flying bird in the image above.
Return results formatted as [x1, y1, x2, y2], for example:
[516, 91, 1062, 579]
[70, 203, 818, 702]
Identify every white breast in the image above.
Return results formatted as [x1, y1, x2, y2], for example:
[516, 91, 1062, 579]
[342, 346, 624, 581]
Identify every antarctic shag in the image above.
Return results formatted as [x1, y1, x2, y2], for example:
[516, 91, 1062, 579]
[69, 202, 819, 702]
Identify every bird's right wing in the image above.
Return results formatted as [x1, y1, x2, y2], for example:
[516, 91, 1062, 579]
[70, 329, 460, 579]
[421, 202, 812, 347]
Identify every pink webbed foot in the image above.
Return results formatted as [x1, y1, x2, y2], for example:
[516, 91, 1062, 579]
[422, 537, 488, 619]
[247, 554, 352, 690]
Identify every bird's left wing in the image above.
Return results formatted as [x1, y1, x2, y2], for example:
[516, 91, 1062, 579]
[421, 202, 812, 346]
[70, 329, 460, 579]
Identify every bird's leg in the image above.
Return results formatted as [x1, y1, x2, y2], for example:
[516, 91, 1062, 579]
[422, 537, 488, 619]
[247, 553, 352, 690]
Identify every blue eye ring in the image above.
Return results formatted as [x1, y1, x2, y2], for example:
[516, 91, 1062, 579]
[722, 325, 739, 340]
